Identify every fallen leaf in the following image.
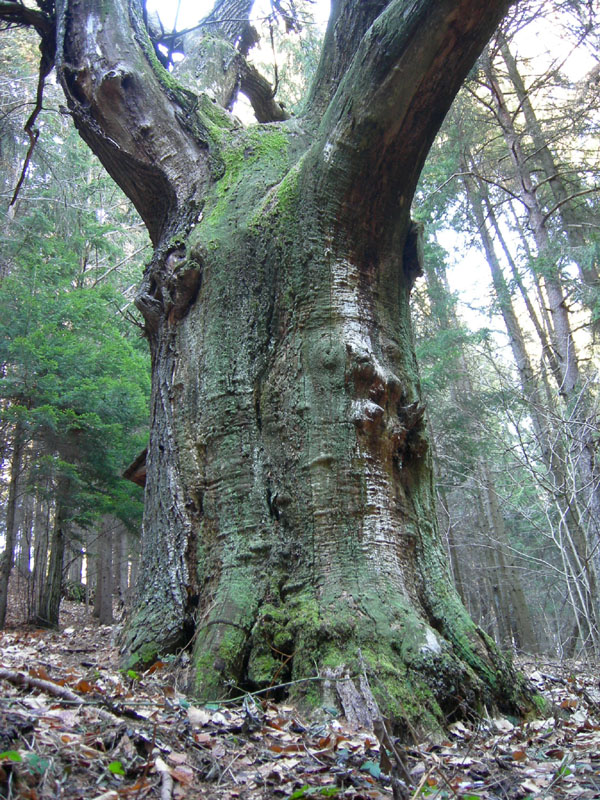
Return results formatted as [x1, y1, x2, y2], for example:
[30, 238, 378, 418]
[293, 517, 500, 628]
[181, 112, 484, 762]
[171, 765, 194, 785]
[74, 679, 95, 694]
[145, 661, 166, 675]
[168, 752, 188, 765]
[187, 706, 211, 726]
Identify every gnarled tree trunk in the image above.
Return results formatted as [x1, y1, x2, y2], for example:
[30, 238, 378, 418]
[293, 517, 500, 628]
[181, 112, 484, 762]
[4, 0, 536, 731]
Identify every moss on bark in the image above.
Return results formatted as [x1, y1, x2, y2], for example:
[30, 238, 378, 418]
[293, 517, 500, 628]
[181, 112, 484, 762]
[88, 0, 535, 734]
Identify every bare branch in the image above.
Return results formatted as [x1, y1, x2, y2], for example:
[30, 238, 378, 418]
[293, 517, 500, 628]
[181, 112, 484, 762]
[542, 187, 600, 225]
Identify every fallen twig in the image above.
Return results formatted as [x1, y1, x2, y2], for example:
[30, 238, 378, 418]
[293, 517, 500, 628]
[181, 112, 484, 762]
[160, 769, 174, 800]
[0, 667, 122, 725]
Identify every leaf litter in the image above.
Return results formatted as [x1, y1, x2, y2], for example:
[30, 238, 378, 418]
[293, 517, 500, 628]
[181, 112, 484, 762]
[1, 604, 600, 799]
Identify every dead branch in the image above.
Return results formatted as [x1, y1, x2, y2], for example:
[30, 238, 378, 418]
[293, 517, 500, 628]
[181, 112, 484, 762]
[0, 667, 124, 726]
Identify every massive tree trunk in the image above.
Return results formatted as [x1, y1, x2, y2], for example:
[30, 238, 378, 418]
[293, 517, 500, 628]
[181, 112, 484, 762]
[5, 0, 536, 729]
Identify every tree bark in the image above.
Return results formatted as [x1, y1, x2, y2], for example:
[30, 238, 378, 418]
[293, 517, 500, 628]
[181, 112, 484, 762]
[0, 423, 25, 627]
[93, 517, 114, 625]
[498, 34, 600, 303]
[484, 50, 580, 398]
[34, 481, 69, 628]
[2, 0, 538, 730]
[480, 459, 539, 654]
[30, 492, 50, 620]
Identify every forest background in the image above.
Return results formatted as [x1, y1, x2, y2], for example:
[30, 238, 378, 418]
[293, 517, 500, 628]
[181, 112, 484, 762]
[1, 0, 600, 661]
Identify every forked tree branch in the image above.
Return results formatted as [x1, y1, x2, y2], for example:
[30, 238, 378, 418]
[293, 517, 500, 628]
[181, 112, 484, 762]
[306, 0, 513, 254]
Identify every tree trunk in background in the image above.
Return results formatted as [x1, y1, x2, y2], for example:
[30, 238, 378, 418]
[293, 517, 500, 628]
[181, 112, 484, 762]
[128, 534, 139, 591]
[485, 51, 580, 398]
[115, 525, 130, 604]
[0, 425, 25, 627]
[498, 35, 600, 306]
[480, 459, 539, 653]
[431, 443, 467, 607]
[85, 527, 97, 612]
[461, 164, 596, 651]
[483, 54, 600, 652]
[17, 493, 34, 577]
[94, 518, 114, 625]
[34, 480, 69, 628]
[30, 494, 50, 620]
[68, 543, 83, 584]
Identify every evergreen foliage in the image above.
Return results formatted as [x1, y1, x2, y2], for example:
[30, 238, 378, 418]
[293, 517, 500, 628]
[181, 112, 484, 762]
[0, 29, 150, 626]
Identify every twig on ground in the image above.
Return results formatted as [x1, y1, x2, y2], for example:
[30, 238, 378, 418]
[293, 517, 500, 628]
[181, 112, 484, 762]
[160, 769, 174, 800]
[410, 765, 437, 800]
[0, 667, 123, 725]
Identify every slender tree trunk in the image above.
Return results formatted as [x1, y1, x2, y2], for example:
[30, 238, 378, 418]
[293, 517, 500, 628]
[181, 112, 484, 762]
[498, 35, 600, 299]
[128, 533, 139, 590]
[484, 51, 600, 629]
[485, 51, 580, 397]
[115, 524, 130, 603]
[30, 493, 50, 620]
[487, 196, 563, 388]
[34, 480, 69, 628]
[471, 485, 511, 647]
[17, 492, 34, 577]
[0, 424, 25, 628]
[94, 517, 114, 625]
[85, 527, 97, 613]
[480, 459, 539, 653]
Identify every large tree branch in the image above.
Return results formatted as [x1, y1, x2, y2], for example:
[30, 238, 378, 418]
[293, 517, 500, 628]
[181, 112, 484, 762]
[306, 0, 391, 119]
[0, 0, 53, 36]
[199, 0, 254, 47]
[54, 0, 223, 246]
[239, 60, 290, 122]
[175, 0, 289, 122]
[309, 0, 513, 254]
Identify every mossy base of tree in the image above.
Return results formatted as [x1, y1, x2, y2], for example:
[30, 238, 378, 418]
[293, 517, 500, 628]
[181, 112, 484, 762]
[187, 584, 535, 736]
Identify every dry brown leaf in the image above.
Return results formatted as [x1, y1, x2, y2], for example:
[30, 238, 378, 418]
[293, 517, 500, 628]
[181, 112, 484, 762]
[29, 666, 50, 681]
[171, 765, 195, 785]
[78, 744, 104, 759]
[269, 743, 303, 754]
[145, 661, 166, 675]
[74, 679, 95, 694]
[521, 778, 546, 792]
[560, 699, 578, 709]
[493, 717, 515, 732]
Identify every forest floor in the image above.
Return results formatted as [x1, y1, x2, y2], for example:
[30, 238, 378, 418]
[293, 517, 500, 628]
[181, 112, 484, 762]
[1, 601, 600, 800]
